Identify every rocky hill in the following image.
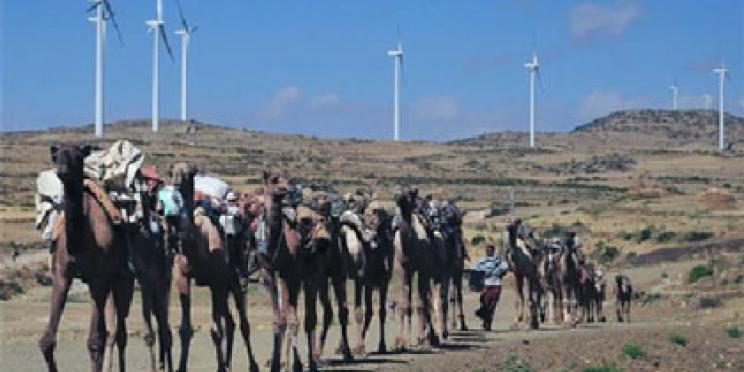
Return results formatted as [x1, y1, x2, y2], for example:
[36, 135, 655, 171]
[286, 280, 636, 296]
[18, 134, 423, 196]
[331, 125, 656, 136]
[573, 109, 744, 143]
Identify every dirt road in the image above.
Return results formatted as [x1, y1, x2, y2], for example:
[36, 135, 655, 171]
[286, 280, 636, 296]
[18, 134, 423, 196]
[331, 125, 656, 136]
[1, 259, 742, 371]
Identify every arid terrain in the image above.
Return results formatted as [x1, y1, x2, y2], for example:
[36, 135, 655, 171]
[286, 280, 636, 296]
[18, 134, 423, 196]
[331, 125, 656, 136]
[1, 109, 743, 371]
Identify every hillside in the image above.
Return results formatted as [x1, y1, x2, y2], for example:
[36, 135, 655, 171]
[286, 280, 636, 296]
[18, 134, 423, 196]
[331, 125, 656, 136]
[1, 111, 743, 265]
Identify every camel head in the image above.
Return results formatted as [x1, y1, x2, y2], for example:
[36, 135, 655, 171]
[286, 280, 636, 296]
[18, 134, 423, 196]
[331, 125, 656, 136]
[50, 144, 96, 184]
[168, 162, 198, 187]
[263, 168, 290, 198]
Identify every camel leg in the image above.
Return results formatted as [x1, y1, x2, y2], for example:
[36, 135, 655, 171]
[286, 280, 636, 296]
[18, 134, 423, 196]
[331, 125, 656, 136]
[513, 277, 525, 328]
[88, 283, 110, 372]
[284, 279, 303, 372]
[316, 277, 332, 358]
[139, 285, 157, 372]
[38, 256, 73, 372]
[394, 256, 411, 350]
[415, 271, 434, 347]
[377, 282, 388, 354]
[265, 271, 286, 372]
[359, 283, 374, 355]
[173, 258, 193, 372]
[439, 274, 450, 340]
[353, 277, 365, 354]
[331, 274, 352, 361]
[430, 281, 443, 343]
[112, 277, 134, 372]
[231, 284, 259, 372]
[454, 271, 467, 331]
[302, 276, 319, 371]
[154, 290, 173, 372]
[224, 306, 236, 372]
[209, 287, 228, 372]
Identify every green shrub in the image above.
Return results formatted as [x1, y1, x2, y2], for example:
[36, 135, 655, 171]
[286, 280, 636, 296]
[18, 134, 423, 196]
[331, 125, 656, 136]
[669, 334, 688, 346]
[660, 272, 669, 279]
[598, 245, 620, 264]
[688, 265, 713, 283]
[584, 362, 623, 372]
[637, 226, 653, 243]
[621, 344, 646, 359]
[726, 325, 742, 338]
[496, 352, 532, 372]
[682, 231, 714, 242]
[656, 231, 677, 242]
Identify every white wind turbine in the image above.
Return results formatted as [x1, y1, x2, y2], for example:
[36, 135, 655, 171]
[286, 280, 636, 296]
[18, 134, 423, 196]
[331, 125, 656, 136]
[524, 53, 541, 148]
[147, 0, 174, 132]
[174, 0, 197, 122]
[713, 62, 729, 150]
[669, 79, 679, 110]
[387, 41, 404, 141]
[87, 0, 122, 138]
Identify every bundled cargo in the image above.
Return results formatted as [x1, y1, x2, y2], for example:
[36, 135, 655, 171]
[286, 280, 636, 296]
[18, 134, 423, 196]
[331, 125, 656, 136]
[84, 140, 144, 190]
[194, 175, 229, 201]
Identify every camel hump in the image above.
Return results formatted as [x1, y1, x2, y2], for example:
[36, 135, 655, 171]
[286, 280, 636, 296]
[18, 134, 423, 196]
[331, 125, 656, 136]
[83, 179, 122, 224]
[194, 214, 222, 253]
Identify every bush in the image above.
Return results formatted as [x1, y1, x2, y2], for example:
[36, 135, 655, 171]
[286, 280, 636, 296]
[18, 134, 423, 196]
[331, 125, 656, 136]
[637, 226, 653, 243]
[597, 245, 620, 264]
[584, 363, 623, 372]
[698, 296, 722, 309]
[682, 231, 714, 242]
[621, 344, 646, 359]
[726, 325, 742, 338]
[688, 265, 713, 283]
[656, 231, 677, 242]
[669, 334, 688, 346]
[496, 352, 532, 372]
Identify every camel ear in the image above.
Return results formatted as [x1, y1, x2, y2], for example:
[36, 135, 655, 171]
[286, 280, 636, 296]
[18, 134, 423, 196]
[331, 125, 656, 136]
[50, 146, 59, 163]
[189, 165, 199, 176]
[79, 145, 94, 158]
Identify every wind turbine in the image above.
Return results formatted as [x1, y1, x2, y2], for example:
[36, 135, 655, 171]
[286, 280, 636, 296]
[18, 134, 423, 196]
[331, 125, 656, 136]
[669, 79, 679, 110]
[87, 0, 122, 138]
[713, 62, 729, 150]
[174, 0, 197, 122]
[147, 0, 174, 132]
[524, 53, 541, 148]
[703, 94, 712, 110]
[387, 41, 404, 141]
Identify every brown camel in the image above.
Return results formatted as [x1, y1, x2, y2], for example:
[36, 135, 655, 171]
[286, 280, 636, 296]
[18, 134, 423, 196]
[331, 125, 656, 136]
[540, 238, 565, 324]
[169, 163, 259, 372]
[128, 172, 174, 372]
[39, 144, 135, 372]
[256, 169, 309, 372]
[392, 186, 437, 350]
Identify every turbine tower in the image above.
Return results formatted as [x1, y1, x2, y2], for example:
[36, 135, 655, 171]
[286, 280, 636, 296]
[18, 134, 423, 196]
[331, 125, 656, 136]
[87, 0, 122, 138]
[147, 0, 173, 132]
[669, 80, 679, 110]
[387, 42, 403, 141]
[713, 62, 729, 150]
[174, 0, 197, 122]
[524, 53, 540, 148]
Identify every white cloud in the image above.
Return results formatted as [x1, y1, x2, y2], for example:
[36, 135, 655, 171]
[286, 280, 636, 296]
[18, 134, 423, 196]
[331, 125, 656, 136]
[310, 93, 341, 110]
[260, 86, 302, 119]
[412, 95, 459, 121]
[570, 1, 641, 42]
[578, 89, 639, 120]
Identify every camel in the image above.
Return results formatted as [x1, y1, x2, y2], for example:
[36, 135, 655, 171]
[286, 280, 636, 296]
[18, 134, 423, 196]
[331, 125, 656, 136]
[128, 177, 173, 372]
[256, 169, 310, 372]
[39, 144, 135, 372]
[355, 205, 395, 355]
[562, 232, 582, 324]
[540, 238, 565, 324]
[442, 202, 468, 333]
[614, 274, 633, 322]
[505, 221, 542, 330]
[392, 186, 437, 350]
[420, 199, 449, 342]
[578, 265, 606, 323]
[299, 192, 353, 362]
[170, 163, 259, 372]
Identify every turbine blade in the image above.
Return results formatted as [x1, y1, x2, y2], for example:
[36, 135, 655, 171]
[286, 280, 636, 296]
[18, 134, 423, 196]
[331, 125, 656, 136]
[86, 2, 99, 13]
[174, 0, 189, 31]
[536, 68, 545, 93]
[159, 24, 174, 60]
[103, 0, 124, 46]
[190, 25, 198, 34]
[400, 55, 408, 87]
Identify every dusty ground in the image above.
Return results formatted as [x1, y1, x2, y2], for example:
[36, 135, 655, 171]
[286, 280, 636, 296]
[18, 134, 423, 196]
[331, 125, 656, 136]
[1, 255, 742, 371]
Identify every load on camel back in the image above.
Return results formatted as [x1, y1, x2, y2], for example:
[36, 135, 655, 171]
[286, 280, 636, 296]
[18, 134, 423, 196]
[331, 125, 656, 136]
[35, 140, 145, 255]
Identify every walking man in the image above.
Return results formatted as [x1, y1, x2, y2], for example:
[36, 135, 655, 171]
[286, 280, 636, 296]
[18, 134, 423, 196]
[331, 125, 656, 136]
[473, 244, 509, 331]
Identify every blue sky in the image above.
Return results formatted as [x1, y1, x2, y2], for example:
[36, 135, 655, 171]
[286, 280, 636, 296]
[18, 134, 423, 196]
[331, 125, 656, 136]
[2, 0, 743, 140]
